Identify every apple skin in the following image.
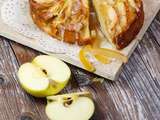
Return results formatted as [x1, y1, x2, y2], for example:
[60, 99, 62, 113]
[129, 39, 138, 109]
[19, 79, 69, 97]
[18, 55, 71, 97]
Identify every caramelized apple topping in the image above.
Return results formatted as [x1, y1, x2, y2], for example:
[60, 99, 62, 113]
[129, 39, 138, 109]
[31, 0, 91, 45]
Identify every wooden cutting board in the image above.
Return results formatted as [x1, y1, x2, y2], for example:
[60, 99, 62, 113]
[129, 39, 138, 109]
[0, 0, 159, 80]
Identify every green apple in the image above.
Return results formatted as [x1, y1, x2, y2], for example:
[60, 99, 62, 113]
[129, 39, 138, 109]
[18, 55, 71, 97]
[46, 92, 95, 120]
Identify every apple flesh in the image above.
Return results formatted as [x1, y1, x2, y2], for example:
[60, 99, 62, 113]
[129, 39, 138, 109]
[46, 92, 95, 120]
[18, 55, 71, 97]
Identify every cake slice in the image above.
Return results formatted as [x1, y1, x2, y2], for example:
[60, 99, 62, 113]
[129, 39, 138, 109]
[92, 0, 144, 49]
[29, 0, 91, 45]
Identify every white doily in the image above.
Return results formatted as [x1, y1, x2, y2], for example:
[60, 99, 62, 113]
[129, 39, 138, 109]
[1, 0, 82, 60]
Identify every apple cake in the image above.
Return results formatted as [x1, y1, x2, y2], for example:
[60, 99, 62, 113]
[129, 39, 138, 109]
[29, 0, 144, 49]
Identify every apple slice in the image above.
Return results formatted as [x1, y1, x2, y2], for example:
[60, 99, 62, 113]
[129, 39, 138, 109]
[46, 92, 95, 120]
[18, 55, 71, 97]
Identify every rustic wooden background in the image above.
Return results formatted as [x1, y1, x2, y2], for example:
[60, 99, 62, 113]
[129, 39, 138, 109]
[0, 10, 159, 120]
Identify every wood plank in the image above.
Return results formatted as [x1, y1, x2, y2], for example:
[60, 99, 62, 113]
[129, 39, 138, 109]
[9, 38, 123, 120]
[0, 38, 48, 120]
[0, 0, 159, 81]
[102, 11, 160, 120]
[1, 10, 160, 120]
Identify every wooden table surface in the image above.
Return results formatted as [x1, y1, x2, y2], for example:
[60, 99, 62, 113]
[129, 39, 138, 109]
[0, 10, 160, 120]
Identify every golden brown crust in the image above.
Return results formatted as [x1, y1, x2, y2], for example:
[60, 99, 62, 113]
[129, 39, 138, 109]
[113, 2, 144, 49]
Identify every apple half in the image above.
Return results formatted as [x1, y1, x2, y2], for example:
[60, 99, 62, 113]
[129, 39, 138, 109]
[45, 92, 95, 120]
[18, 55, 71, 97]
